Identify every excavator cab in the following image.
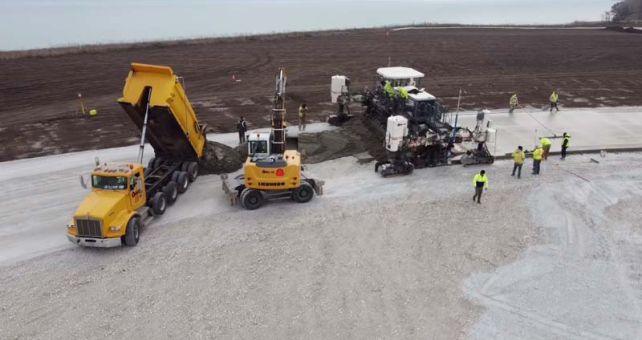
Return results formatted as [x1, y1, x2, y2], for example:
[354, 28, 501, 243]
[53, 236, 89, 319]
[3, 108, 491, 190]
[247, 132, 271, 158]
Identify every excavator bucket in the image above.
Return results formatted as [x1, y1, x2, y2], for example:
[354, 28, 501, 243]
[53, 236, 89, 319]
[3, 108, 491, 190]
[118, 63, 206, 162]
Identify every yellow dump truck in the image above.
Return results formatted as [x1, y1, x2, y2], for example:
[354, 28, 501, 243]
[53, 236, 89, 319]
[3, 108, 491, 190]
[67, 63, 207, 247]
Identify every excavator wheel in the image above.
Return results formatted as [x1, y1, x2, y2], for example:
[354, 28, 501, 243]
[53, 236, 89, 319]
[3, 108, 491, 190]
[151, 192, 167, 215]
[175, 172, 189, 194]
[292, 182, 314, 203]
[163, 182, 178, 205]
[240, 188, 263, 210]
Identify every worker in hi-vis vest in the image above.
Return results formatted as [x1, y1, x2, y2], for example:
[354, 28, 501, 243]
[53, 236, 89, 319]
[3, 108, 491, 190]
[384, 81, 395, 98]
[561, 132, 571, 160]
[472, 170, 489, 204]
[532, 146, 543, 175]
[512, 146, 526, 179]
[509, 93, 519, 113]
[540, 137, 552, 160]
[549, 90, 559, 112]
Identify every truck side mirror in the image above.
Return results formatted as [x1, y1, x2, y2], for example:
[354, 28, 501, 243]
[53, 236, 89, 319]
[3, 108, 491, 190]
[80, 175, 87, 189]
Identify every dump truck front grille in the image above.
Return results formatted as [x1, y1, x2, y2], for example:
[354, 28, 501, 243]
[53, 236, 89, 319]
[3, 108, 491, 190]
[75, 218, 103, 238]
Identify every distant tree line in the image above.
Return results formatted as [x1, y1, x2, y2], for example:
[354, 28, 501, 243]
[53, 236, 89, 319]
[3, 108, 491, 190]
[610, 0, 642, 22]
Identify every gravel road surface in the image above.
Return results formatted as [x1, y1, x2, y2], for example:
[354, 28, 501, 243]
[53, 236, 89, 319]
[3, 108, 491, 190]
[2, 151, 642, 339]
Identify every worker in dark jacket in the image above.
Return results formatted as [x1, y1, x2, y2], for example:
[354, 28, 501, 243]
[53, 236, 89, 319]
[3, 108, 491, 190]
[472, 170, 489, 204]
[298, 104, 308, 132]
[237, 116, 247, 144]
[561, 132, 571, 160]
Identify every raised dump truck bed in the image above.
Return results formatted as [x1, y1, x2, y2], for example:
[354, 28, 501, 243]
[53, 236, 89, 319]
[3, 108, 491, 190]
[118, 63, 206, 162]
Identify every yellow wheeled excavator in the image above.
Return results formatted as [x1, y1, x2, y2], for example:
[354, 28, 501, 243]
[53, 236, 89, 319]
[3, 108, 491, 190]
[222, 68, 324, 210]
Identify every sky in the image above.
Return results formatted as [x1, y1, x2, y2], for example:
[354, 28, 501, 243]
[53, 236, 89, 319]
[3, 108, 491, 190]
[0, 0, 615, 51]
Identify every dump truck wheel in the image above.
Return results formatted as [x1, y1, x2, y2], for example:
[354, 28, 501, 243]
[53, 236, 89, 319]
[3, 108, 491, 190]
[180, 162, 189, 172]
[152, 157, 164, 170]
[151, 192, 167, 215]
[171, 171, 179, 183]
[124, 217, 140, 246]
[241, 189, 263, 210]
[292, 182, 314, 203]
[187, 162, 199, 182]
[163, 182, 178, 205]
[147, 157, 156, 171]
[176, 172, 189, 194]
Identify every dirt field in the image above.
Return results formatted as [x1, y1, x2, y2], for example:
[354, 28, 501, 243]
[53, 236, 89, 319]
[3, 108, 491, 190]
[2, 27, 642, 161]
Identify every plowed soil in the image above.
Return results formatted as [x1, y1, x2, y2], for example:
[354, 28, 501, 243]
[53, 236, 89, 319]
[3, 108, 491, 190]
[2, 28, 642, 161]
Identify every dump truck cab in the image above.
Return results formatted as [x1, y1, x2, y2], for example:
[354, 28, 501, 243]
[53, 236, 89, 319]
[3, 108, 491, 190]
[67, 163, 148, 247]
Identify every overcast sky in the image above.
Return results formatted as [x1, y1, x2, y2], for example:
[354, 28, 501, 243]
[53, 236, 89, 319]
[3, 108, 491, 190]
[0, 0, 615, 51]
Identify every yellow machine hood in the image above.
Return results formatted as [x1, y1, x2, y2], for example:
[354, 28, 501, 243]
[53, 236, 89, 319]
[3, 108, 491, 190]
[74, 190, 129, 220]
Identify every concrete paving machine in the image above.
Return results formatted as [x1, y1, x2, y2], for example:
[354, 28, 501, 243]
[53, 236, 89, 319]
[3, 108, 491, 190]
[331, 66, 494, 177]
[221, 68, 324, 210]
[67, 63, 207, 247]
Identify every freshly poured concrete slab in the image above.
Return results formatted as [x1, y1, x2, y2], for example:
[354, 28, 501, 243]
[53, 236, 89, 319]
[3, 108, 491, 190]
[456, 106, 642, 155]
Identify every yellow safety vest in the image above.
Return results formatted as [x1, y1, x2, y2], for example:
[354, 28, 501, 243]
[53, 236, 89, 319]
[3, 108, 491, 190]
[399, 87, 409, 100]
[533, 148, 543, 160]
[513, 150, 525, 165]
[472, 174, 489, 189]
[510, 94, 518, 106]
[550, 92, 559, 103]
[563, 135, 571, 148]
[384, 81, 395, 97]
[540, 138, 552, 147]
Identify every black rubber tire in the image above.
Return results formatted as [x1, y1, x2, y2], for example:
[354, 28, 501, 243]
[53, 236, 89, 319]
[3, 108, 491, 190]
[187, 162, 199, 182]
[124, 217, 140, 246]
[241, 189, 263, 210]
[176, 171, 189, 194]
[180, 162, 189, 172]
[152, 157, 164, 170]
[171, 171, 179, 183]
[163, 181, 178, 205]
[147, 157, 156, 171]
[239, 188, 248, 209]
[151, 192, 167, 215]
[292, 182, 314, 203]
